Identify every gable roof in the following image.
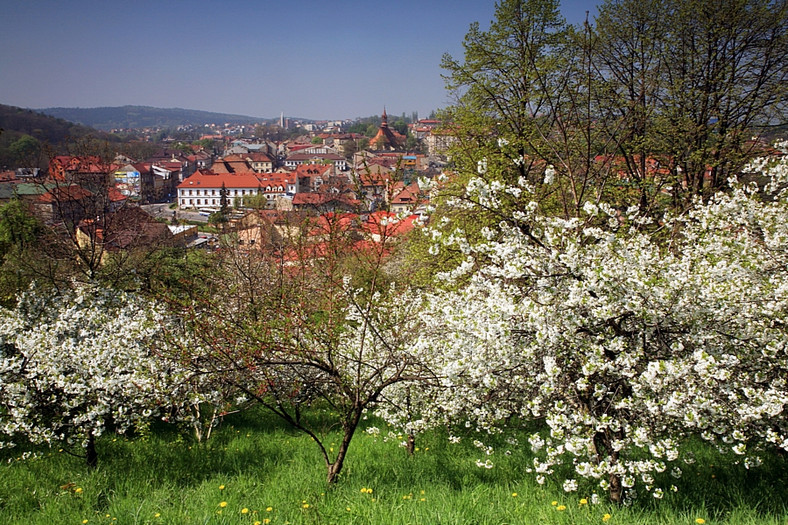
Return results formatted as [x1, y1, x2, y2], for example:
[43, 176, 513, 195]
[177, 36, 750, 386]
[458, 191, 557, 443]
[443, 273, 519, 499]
[178, 170, 265, 190]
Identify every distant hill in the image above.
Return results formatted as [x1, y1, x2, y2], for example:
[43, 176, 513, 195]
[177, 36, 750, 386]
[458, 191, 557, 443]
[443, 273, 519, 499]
[0, 104, 106, 144]
[0, 104, 117, 169]
[40, 106, 268, 131]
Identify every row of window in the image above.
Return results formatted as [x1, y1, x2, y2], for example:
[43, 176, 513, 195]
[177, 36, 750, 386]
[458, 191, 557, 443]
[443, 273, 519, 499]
[179, 193, 282, 207]
[180, 187, 288, 197]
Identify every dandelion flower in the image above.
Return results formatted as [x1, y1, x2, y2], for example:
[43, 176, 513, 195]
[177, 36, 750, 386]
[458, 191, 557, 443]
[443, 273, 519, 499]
[580, 498, 588, 505]
[551, 501, 558, 506]
[603, 514, 611, 522]
[512, 492, 518, 497]
[557, 505, 567, 511]
[219, 485, 225, 490]
[266, 507, 273, 512]
[302, 503, 310, 509]
[696, 520, 706, 524]
[75, 487, 83, 494]
[219, 501, 228, 508]
[241, 508, 249, 514]
[82, 521, 88, 524]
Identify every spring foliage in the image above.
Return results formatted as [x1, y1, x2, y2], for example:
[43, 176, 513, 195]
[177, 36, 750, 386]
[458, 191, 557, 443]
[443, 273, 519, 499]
[0, 284, 176, 464]
[380, 145, 788, 502]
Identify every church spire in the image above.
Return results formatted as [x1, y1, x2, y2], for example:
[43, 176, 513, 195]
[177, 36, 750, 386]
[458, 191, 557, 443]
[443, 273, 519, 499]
[381, 106, 388, 128]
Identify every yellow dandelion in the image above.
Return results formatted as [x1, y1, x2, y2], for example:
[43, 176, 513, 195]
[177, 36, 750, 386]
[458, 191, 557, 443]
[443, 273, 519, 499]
[105, 514, 111, 518]
[512, 492, 518, 497]
[219, 484, 225, 490]
[82, 521, 88, 524]
[603, 513, 612, 522]
[75, 487, 83, 494]
[266, 507, 273, 512]
[254, 522, 261, 525]
[551, 500, 558, 506]
[219, 501, 228, 508]
[557, 505, 567, 511]
[346, 507, 351, 511]
[154, 513, 161, 518]
[241, 508, 249, 514]
[302, 503, 310, 509]
[696, 520, 706, 525]
[580, 498, 588, 505]
[264, 520, 270, 524]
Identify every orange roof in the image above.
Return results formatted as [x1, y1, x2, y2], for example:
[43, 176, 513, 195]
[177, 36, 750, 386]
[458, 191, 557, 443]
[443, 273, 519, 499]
[177, 170, 265, 189]
[37, 185, 93, 203]
[362, 211, 419, 238]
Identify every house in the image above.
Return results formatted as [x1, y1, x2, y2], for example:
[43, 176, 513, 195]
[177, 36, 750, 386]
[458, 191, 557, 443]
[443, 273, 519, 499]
[295, 164, 334, 193]
[177, 170, 296, 210]
[284, 152, 347, 171]
[389, 181, 427, 214]
[49, 156, 114, 187]
[292, 192, 360, 213]
[246, 152, 275, 173]
[75, 206, 173, 261]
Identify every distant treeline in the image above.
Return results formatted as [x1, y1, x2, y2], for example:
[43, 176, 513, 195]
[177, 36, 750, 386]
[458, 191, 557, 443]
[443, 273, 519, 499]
[40, 105, 267, 131]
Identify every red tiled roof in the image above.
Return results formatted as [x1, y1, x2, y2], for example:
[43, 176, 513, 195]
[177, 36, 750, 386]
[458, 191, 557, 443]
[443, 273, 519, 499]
[177, 170, 265, 189]
[37, 185, 93, 203]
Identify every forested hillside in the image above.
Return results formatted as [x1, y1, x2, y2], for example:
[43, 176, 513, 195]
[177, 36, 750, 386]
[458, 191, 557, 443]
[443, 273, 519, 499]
[41, 105, 266, 130]
[0, 104, 116, 169]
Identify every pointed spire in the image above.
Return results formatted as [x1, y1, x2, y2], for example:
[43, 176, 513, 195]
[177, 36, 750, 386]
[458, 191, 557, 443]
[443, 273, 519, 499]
[381, 106, 388, 127]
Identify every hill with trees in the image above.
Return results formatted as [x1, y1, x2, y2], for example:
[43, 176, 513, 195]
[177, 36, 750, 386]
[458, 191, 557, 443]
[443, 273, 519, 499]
[40, 105, 268, 130]
[0, 104, 119, 170]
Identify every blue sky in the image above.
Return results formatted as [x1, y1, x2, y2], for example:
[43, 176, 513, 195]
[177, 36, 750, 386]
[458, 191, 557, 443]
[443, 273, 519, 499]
[1, 0, 599, 121]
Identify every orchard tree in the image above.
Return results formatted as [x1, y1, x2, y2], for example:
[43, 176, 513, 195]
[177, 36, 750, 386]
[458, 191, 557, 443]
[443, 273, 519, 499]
[0, 283, 180, 467]
[171, 209, 429, 483]
[383, 142, 788, 503]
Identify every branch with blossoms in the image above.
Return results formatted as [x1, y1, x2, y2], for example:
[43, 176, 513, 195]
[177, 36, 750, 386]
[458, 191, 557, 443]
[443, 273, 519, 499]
[382, 143, 788, 504]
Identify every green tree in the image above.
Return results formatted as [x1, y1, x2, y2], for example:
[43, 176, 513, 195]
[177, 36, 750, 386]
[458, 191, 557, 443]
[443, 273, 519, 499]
[0, 199, 42, 254]
[656, 0, 788, 202]
[9, 134, 42, 167]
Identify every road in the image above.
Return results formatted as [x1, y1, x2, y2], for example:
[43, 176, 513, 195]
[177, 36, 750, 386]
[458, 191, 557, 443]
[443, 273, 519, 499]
[141, 203, 208, 223]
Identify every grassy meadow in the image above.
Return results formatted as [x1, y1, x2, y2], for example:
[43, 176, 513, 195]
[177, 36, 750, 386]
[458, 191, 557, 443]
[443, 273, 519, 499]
[1, 408, 787, 525]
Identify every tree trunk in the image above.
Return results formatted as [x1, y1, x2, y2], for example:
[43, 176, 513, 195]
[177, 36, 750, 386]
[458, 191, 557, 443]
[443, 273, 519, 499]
[325, 411, 362, 484]
[406, 432, 416, 455]
[609, 472, 623, 504]
[85, 434, 98, 469]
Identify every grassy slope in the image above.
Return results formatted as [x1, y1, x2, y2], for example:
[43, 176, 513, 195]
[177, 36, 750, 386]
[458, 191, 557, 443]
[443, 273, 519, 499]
[0, 408, 786, 525]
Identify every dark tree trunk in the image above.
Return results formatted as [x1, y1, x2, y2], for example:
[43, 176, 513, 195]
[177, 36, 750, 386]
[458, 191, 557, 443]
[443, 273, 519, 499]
[85, 434, 98, 469]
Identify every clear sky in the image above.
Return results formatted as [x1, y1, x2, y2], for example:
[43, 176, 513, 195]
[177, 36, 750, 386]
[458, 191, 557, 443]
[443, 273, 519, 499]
[1, 0, 599, 121]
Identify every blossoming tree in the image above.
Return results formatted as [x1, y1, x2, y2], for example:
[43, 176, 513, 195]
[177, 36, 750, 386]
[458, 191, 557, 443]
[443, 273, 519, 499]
[172, 210, 430, 483]
[384, 146, 788, 503]
[0, 283, 179, 467]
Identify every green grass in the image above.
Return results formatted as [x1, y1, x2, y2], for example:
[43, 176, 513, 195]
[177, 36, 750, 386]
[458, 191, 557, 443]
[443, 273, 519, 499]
[1, 409, 787, 524]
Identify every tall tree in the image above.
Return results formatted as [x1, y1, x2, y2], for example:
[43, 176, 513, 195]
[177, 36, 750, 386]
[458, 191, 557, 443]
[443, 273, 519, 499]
[656, 0, 788, 202]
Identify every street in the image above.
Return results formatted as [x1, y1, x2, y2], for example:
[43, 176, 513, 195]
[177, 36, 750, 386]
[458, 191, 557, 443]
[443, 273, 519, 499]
[141, 203, 208, 223]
